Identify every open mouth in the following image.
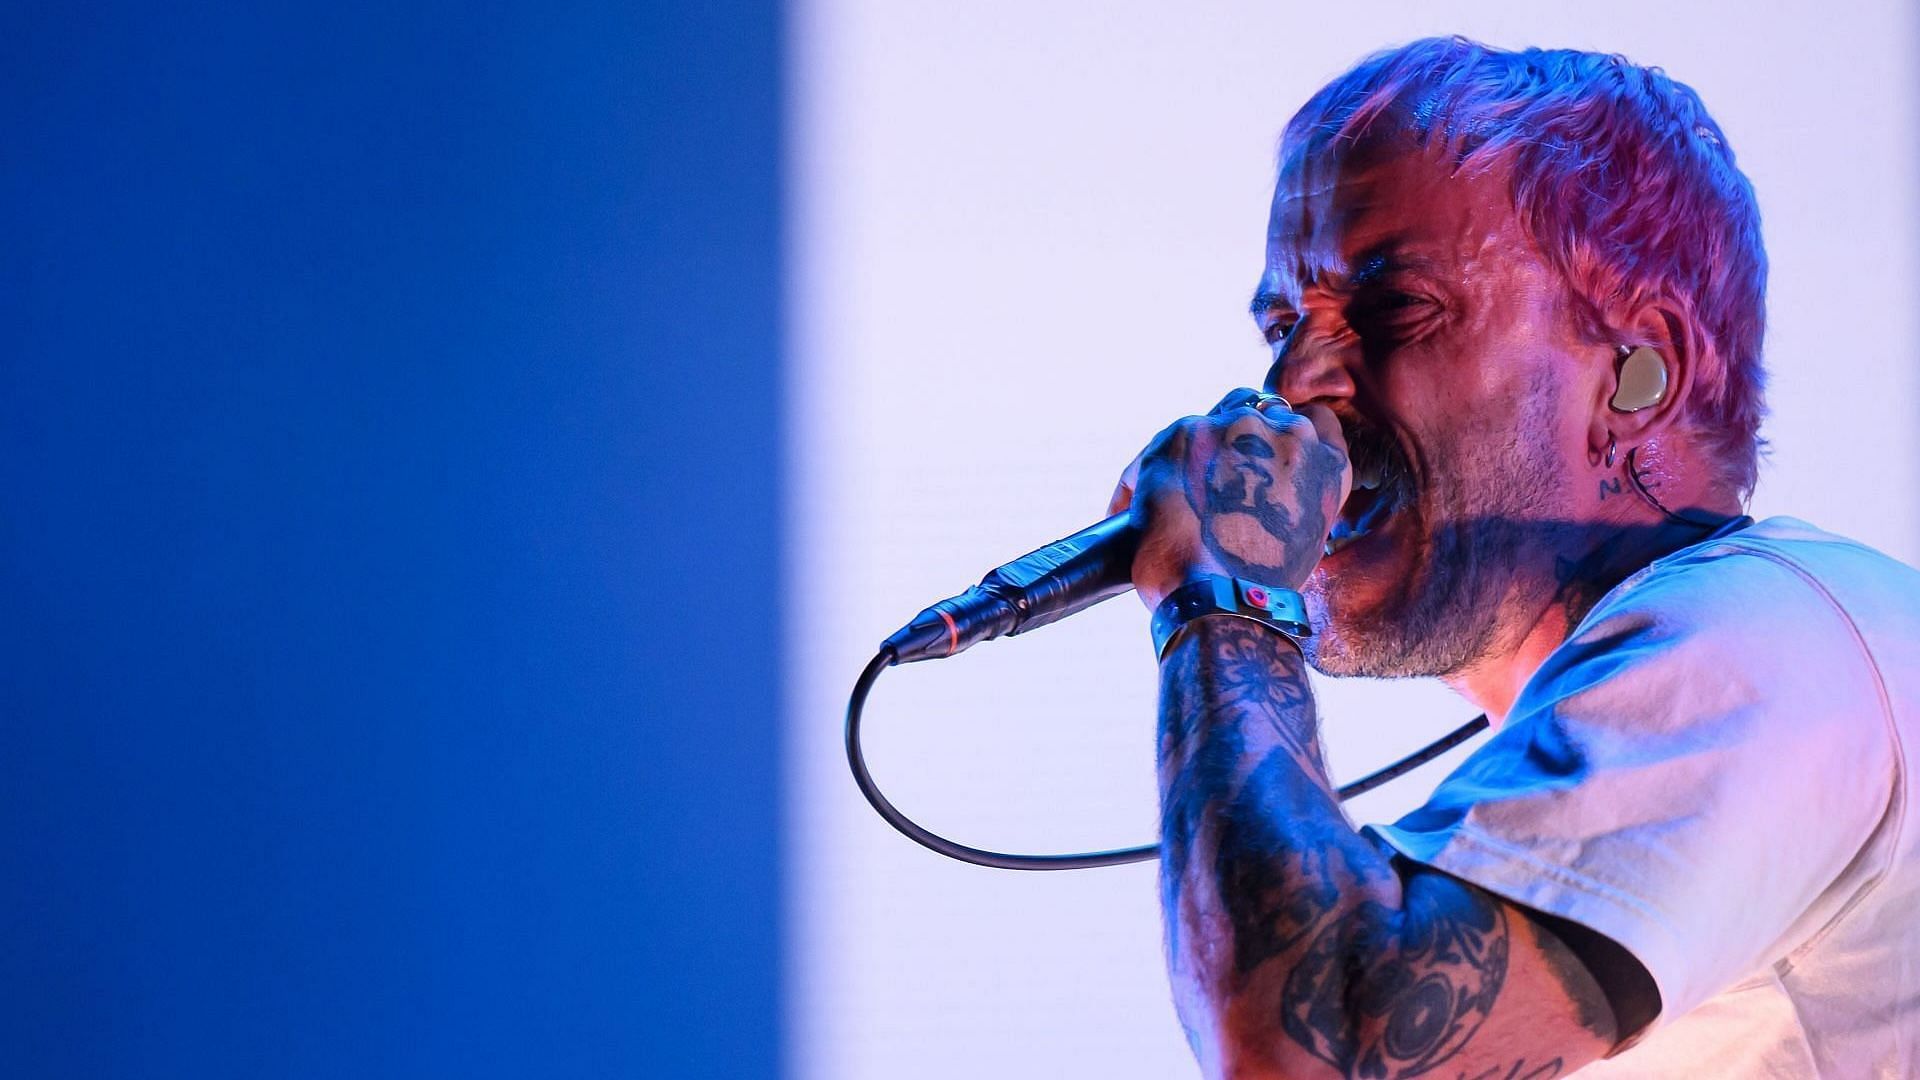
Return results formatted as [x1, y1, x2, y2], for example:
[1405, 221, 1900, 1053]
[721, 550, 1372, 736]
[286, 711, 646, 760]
[1326, 418, 1413, 557]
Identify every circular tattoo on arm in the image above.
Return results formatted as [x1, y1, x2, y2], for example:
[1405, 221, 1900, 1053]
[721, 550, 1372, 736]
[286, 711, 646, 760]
[1280, 882, 1509, 1079]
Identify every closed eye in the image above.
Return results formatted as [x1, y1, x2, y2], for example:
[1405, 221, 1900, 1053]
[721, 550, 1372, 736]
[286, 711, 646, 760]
[1364, 290, 1428, 313]
[1350, 290, 1439, 335]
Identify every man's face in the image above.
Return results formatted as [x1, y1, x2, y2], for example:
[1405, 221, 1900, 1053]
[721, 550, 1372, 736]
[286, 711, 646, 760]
[1253, 133, 1601, 678]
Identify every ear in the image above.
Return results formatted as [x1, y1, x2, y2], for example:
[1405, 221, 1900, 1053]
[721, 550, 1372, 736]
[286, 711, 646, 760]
[1587, 301, 1701, 457]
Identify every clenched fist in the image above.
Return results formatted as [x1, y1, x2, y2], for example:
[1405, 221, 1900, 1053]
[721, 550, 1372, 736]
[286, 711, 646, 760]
[1110, 388, 1351, 608]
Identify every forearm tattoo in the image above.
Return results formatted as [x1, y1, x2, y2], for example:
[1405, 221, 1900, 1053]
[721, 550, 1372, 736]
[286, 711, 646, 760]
[1158, 618, 1540, 1078]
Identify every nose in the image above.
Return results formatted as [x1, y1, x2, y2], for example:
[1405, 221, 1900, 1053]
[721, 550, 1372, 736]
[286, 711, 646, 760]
[1262, 331, 1356, 407]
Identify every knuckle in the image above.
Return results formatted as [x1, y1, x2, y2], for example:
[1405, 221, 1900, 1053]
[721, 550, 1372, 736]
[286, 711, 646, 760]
[1211, 408, 1274, 442]
[1208, 387, 1262, 416]
[1265, 409, 1316, 434]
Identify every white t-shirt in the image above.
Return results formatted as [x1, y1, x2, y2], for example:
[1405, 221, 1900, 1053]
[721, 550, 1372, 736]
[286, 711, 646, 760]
[1365, 517, 1918, 1078]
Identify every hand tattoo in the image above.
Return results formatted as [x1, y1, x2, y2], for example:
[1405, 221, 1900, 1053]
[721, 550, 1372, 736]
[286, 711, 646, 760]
[1187, 419, 1339, 586]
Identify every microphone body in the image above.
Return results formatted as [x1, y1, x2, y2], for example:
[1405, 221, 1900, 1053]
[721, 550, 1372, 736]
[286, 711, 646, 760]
[881, 513, 1138, 664]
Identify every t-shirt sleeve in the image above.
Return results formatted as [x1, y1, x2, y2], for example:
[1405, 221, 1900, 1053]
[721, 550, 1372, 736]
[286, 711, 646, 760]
[1363, 546, 1898, 1030]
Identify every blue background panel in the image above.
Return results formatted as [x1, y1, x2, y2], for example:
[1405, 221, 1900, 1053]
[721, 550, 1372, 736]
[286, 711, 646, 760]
[3, 3, 782, 1076]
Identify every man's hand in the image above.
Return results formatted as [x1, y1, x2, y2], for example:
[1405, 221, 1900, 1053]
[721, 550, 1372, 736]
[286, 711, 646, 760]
[1110, 388, 1351, 607]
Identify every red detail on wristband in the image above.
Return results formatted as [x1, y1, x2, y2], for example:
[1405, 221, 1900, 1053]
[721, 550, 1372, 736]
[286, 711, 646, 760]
[1244, 584, 1270, 608]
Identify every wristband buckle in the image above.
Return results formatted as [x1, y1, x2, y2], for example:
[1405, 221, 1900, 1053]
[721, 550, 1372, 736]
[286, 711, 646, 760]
[1150, 575, 1311, 659]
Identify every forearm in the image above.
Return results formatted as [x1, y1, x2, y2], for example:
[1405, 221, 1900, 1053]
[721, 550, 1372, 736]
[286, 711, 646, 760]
[1156, 617, 1617, 1080]
[1156, 615, 1402, 1072]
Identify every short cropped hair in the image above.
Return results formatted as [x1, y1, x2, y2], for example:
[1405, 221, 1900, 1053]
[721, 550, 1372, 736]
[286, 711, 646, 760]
[1282, 37, 1768, 496]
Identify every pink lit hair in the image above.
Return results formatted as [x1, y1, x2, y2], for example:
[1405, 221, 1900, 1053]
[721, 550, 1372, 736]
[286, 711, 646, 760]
[1283, 37, 1768, 496]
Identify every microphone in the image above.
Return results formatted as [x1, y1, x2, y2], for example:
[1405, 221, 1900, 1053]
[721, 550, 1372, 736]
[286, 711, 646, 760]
[880, 512, 1138, 664]
[879, 388, 1297, 664]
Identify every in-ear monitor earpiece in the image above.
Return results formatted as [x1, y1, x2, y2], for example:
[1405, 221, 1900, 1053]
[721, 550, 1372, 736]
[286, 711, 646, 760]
[1611, 345, 1669, 413]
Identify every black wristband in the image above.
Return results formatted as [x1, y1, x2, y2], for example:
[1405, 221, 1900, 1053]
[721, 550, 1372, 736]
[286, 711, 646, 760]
[1150, 575, 1311, 660]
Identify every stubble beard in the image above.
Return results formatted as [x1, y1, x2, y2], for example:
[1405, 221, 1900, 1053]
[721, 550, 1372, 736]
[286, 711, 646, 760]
[1300, 422, 1566, 679]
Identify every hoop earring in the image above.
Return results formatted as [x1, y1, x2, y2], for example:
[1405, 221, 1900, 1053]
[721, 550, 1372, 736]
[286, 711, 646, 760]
[1604, 433, 1617, 470]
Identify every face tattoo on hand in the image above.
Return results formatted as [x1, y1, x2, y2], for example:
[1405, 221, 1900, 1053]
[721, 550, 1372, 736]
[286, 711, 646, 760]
[1192, 422, 1329, 587]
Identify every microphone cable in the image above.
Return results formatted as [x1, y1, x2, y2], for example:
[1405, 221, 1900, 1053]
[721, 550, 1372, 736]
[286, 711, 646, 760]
[845, 646, 1490, 871]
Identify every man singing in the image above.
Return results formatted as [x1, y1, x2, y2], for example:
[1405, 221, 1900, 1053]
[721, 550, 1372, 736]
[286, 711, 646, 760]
[1113, 38, 1919, 1078]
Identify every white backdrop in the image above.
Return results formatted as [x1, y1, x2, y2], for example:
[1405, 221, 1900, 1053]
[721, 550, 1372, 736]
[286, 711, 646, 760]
[785, 3, 1919, 1077]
